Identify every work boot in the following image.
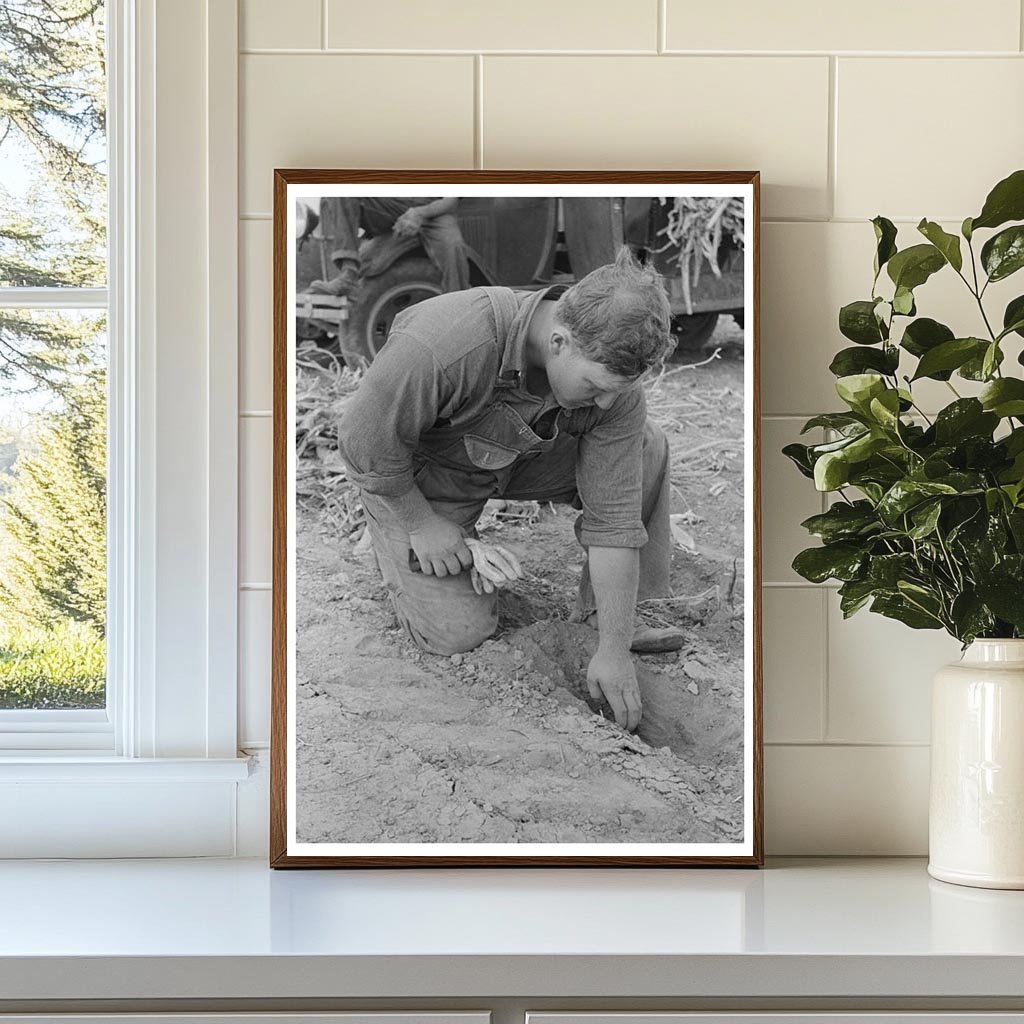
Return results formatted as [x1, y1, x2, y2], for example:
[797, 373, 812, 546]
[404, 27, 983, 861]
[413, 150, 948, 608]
[582, 613, 687, 654]
[308, 263, 360, 297]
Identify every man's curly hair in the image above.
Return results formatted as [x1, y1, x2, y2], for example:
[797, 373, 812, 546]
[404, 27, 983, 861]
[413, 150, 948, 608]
[554, 246, 672, 378]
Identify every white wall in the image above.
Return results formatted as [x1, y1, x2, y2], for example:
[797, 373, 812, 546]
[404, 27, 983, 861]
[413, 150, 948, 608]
[234, 0, 1024, 855]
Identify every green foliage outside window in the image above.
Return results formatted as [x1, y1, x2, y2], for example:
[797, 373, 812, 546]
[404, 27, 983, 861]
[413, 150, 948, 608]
[0, 1, 107, 708]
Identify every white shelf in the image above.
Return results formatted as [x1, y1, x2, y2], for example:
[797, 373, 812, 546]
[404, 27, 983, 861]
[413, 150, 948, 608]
[0, 857, 1023, 1002]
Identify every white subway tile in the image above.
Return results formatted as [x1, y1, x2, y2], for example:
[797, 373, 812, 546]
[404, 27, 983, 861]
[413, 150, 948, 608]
[328, 0, 657, 51]
[761, 418, 824, 584]
[827, 596, 961, 744]
[240, 55, 474, 214]
[240, 416, 273, 586]
[240, 220, 272, 412]
[666, 0, 1020, 53]
[836, 58, 1024, 221]
[239, 589, 272, 747]
[241, 0, 321, 50]
[766, 744, 929, 854]
[482, 57, 830, 220]
[762, 588, 825, 743]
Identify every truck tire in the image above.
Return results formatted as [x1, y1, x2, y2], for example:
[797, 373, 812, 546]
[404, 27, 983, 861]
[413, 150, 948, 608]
[345, 256, 443, 365]
[668, 312, 719, 360]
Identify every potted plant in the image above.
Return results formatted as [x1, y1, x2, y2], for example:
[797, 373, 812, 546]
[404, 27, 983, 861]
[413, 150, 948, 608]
[784, 169, 1024, 889]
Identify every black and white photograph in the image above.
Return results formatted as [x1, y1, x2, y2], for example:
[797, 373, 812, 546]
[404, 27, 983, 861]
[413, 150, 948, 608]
[272, 173, 762, 866]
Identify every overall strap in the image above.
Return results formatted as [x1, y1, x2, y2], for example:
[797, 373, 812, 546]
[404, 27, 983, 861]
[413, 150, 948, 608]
[479, 286, 524, 389]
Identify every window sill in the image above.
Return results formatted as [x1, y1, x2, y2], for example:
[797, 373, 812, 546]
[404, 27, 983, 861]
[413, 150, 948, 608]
[0, 754, 251, 782]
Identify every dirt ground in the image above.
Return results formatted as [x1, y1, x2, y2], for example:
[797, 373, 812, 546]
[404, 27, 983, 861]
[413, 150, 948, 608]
[295, 319, 747, 845]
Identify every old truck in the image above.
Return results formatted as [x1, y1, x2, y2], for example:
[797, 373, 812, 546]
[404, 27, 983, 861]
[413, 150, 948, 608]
[295, 196, 745, 367]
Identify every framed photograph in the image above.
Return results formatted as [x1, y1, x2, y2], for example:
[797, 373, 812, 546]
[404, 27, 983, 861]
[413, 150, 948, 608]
[271, 171, 762, 866]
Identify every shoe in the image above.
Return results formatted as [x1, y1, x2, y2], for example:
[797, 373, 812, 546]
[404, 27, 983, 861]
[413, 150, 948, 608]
[308, 265, 360, 297]
[628, 625, 687, 654]
[582, 613, 687, 653]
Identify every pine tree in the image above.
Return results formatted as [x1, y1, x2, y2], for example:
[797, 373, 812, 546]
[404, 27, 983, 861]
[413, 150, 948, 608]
[0, 0, 106, 392]
[0, 371, 105, 632]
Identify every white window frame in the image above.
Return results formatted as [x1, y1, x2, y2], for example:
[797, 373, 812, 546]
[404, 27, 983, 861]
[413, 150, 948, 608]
[0, 0, 248, 857]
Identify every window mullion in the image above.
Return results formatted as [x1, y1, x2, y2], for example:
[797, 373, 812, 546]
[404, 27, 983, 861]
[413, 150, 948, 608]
[0, 287, 108, 310]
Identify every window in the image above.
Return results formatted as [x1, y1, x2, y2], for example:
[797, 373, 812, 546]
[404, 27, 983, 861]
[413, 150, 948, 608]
[0, 0, 246, 857]
[0, 0, 111, 747]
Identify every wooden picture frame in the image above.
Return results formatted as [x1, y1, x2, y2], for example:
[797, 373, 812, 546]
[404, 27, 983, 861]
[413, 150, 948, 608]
[271, 170, 762, 867]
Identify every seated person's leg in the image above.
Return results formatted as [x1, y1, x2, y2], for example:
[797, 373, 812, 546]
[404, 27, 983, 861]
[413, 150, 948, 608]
[419, 213, 471, 292]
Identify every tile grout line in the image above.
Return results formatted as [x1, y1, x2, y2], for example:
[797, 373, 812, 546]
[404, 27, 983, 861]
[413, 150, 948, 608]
[474, 55, 484, 169]
[1021, 0, 1024, 52]
[321, 0, 328, 50]
[237, 47, 1024, 57]
[827, 55, 838, 221]
[765, 740, 931, 748]
[657, 0, 666, 54]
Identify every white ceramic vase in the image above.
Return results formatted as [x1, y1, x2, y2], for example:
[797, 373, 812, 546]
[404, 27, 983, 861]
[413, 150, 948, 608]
[929, 639, 1024, 889]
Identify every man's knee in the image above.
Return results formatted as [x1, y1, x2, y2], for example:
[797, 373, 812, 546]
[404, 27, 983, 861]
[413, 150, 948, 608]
[395, 592, 497, 656]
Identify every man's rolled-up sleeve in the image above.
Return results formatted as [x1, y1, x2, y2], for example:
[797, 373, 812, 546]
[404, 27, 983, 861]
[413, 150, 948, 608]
[337, 334, 449, 496]
[575, 387, 648, 549]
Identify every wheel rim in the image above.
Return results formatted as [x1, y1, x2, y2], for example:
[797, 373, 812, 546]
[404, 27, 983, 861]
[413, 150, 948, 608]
[365, 281, 442, 356]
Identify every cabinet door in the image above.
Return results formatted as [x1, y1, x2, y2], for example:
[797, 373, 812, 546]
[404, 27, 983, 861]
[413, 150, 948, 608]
[0, 1015, 489, 1024]
[529, 1016, 1024, 1024]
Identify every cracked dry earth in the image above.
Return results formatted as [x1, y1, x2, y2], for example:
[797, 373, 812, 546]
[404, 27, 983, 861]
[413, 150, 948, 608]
[295, 344, 747, 846]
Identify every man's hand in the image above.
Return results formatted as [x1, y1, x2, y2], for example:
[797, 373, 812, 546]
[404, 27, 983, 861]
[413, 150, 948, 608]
[393, 206, 427, 238]
[408, 514, 473, 577]
[587, 645, 642, 732]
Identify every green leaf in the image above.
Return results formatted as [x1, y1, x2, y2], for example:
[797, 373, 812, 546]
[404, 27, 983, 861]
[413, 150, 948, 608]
[868, 389, 902, 430]
[839, 300, 886, 345]
[981, 225, 1024, 282]
[900, 317, 954, 358]
[782, 442, 815, 479]
[871, 594, 943, 630]
[934, 399, 999, 444]
[868, 552, 915, 587]
[960, 345, 1004, 381]
[908, 500, 943, 539]
[835, 373, 886, 413]
[971, 169, 1024, 232]
[872, 216, 898, 277]
[911, 338, 988, 381]
[792, 543, 866, 584]
[877, 479, 958, 524]
[800, 501, 879, 543]
[917, 219, 963, 272]
[887, 243, 946, 291]
[976, 573, 1024, 629]
[1003, 295, 1024, 339]
[829, 345, 900, 378]
[982, 341, 1001, 381]
[800, 413, 866, 435]
[962, 216, 974, 241]
[838, 579, 881, 618]
[814, 451, 851, 491]
[979, 378, 1024, 418]
[892, 286, 916, 316]
[950, 593, 996, 644]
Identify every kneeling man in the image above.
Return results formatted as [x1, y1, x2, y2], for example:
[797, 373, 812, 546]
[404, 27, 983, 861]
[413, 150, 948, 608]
[338, 247, 679, 730]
